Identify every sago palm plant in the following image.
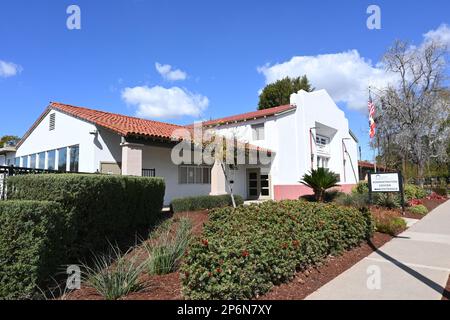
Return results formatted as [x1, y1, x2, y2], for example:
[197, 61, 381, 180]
[300, 168, 339, 202]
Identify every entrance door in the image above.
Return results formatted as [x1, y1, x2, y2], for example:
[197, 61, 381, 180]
[247, 169, 259, 200]
[247, 169, 271, 200]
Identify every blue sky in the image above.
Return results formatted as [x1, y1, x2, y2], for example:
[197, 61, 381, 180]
[0, 0, 449, 160]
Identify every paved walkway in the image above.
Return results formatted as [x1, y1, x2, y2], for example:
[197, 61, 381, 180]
[306, 200, 450, 300]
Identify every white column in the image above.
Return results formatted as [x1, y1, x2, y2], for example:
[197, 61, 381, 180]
[210, 160, 227, 195]
[121, 142, 144, 176]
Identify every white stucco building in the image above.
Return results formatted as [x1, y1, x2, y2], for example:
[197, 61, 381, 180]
[15, 89, 359, 204]
[0, 147, 16, 166]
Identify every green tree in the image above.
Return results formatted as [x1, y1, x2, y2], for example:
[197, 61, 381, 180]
[0, 135, 20, 148]
[300, 168, 339, 202]
[258, 76, 314, 110]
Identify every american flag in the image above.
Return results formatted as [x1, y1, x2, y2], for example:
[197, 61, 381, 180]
[368, 95, 376, 139]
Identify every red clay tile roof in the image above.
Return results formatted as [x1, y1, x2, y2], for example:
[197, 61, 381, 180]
[51, 102, 184, 139]
[201, 104, 296, 127]
[358, 161, 387, 170]
[17, 102, 273, 153]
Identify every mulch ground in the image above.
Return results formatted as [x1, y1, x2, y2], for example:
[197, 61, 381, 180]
[258, 232, 392, 300]
[66, 198, 447, 300]
[66, 210, 209, 300]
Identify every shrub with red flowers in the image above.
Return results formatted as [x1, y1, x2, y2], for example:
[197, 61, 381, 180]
[408, 199, 424, 206]
[426, 192, 447, 201]
[181, 200, 374, 299]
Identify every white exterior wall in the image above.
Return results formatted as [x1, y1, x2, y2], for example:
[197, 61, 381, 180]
[211, 89, 360, 198]
[142, 145, 212, 204]
[291, 89, 359, 184]
[0, 152, 15, 166]
[16, 109, 121, 173]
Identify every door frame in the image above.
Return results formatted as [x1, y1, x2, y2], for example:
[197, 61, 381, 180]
[246, 168, 271, 200]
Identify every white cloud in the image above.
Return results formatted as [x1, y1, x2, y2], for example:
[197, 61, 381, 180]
[257, 50, 397, 110]
[423, 24, 450, 47]
[257, 24, 450, 111]
[0, 60, 22, 78]
[155, 63, 187, 81]
[122, 85, 209, 118]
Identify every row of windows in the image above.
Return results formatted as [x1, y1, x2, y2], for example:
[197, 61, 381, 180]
[15, 145, 79, 172]
[178, 165, 211, 184]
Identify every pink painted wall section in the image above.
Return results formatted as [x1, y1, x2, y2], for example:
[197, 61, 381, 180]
[274, 184, 356, 201]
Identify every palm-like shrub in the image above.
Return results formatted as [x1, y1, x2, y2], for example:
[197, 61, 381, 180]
[300, 168, 339, 202]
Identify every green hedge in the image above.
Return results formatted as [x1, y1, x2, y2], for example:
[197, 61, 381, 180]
[0, 201, 66, 299]
[171, 194, 244, 213]
[4, 174, 165, 298]
[181, 200, 374, 299]
[409, 204, 429, 215]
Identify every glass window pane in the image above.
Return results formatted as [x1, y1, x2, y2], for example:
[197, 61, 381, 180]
[179, 167, 187, 184]
[30, 154, 36, 169]
[14, 158, 20, 166]
[261, 189, 269, 196]
[249, 172, 257, 179]
[47, 150, 55, 170]
[22, 156, 28, 168]
[37, 152, 45, 169]
[58, 148, 67, 171]
[203, 167, 210, 184]
[187, 167, 195, 184]
[195, 167, 203, 184]
[69, 145, 79, 172]
[249, 189, 257, 196]
[261, 180, 269, 188]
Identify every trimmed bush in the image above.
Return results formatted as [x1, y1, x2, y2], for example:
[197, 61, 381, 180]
[0, 201, 65, 299]
[431, 187, 447, 197]
[409, 204, 429, 215]
[334, 192, 369, 209]
[171, 194, 244, 213]
[375, 216, 406, 236]
[181, 200, 374, 299]
[352, 181, 369, 194]
[404, 184, 427, 201]
[7, 174, 165, 259]
[3, 174, 165, 299]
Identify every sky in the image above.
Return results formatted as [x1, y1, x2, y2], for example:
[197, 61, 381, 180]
[0, 0, 449, 160]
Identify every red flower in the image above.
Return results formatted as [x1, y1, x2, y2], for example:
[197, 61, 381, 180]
[242, 250, 250, 258]
[216, 268, 222, 273]
[201, 239, 209, 246]
[184, 271, 190, 278]
[408, 199, 423, 206]
[292, 240, 300, 247]
[281, 243, 289, 249]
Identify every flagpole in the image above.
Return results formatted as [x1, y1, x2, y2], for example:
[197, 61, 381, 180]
[369, 86, 377, 173]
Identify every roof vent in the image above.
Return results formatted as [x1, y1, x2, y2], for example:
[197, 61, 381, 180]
[49, 113, 56, 131]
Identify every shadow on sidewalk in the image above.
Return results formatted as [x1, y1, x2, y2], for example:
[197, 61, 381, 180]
[368, 240, 450, 299]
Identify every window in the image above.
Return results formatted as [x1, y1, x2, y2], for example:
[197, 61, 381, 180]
[317, 156, 329, 169]
[69, 145, 79, 172]
[58, 148, 67, 171]
[252, 123, 265, 141]
[179, 165, 211, 184]
[14, 158, 20, 167]
[37, 152, 45, 169]
[49, 113, 56, 131]
[22, 156, 28, 168]
[315, 135, 329, 146]
[47, 150, 56, 170]
[30, 154, 36, 169]
[142, 168, 156, 177]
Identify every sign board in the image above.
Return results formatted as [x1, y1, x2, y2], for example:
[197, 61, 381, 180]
[369, 173, 401, 192]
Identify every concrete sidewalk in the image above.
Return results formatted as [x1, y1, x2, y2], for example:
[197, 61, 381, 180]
[306, 200, 450, 300]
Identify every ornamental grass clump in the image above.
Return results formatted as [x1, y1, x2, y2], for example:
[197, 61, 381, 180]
[146, 218, 193, 275]
[181, 200, 374, 300]
[81, 244, 146, 300]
